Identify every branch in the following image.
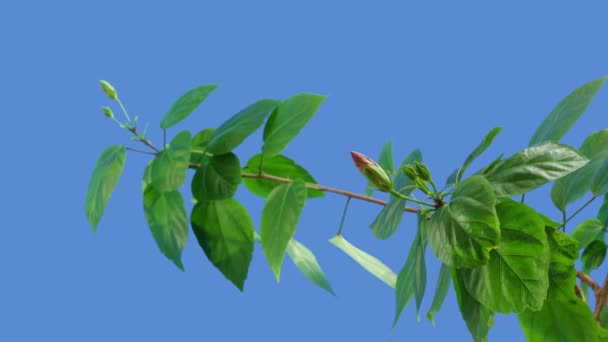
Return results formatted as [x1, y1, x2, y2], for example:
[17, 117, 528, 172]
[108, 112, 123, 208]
[577, 271, 600, 293]
[128, 127, 160, 153]
[188, 162, 418, 213]
[594, 274, 608, 322]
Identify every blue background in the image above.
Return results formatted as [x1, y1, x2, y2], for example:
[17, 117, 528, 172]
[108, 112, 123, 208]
[2, 1, 608, 341]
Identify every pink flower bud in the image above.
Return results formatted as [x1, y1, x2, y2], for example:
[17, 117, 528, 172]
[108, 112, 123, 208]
[350, 151, 393, 192]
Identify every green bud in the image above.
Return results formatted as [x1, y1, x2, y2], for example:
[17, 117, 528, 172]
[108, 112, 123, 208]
[102, 106, 114, 119]
[100, 80, 118, 100]
[351, 151, 393, 193]
[402, 164, 419, 181]
[414, 161, 432, 182]
[415, 178, 431, 195]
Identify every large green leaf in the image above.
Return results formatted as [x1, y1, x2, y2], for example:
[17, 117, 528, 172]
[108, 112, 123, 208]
[592, 159, 608, 196]
[160, 84, 217, 129]
[453, 270, 494, 342]
[191, 198, 254, 291]
[205, 99, 280, 155]
[151, 130, 192, 192]
[262, 93, 326, 157]
[572, 218, 605, 250]
[190, 128, 215, 164]
[191, 153, 241, 201]
[143, 187, 189, 270]
[599, 194, 608, 227]
[460, 200, 550, 313]
[370, 149, 422, 239]
[393, 212, 428, 327]
[286, 238, 335, 295]
[329, 235, 397, 288]
[427, 176, 500, 268]
[529, 76, 608, 147]
[366, 140, 394, 196]
[426, 263, 452, 326]
[451, 127, 502, 185]
[85, 145, 127, 231]
[242, 154, 324, 198]
[485, 142, 588, 197]
[518, 228, 600, 342]
[261, 181, 307, 281]
[552, 129, 608, 209]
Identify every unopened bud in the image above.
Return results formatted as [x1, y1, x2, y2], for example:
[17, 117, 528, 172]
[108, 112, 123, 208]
[100, 80, 118, 100]
[414, 161, 432, 182]
[102, 106, 114, 119]
[415, 178, 431, 195]
[350, 151, 393, 192]
[402, 164, 419, 181]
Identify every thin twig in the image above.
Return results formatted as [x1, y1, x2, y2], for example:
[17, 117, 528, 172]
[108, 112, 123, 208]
[558, 196, 597, 231]
[577, 271, 600, 293]
[128, 127, 160, 153]
[126, 147, 157, 156]
[594, 274, 608, 322]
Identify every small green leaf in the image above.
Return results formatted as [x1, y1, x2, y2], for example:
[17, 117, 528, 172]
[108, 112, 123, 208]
[206, 99, 280, 155]
[330, 235, 397, 288]
[151, 130, 192, 192]
[85, 145, 127, 231]
[453, 270, 494, 342]
[582, 240, 607, 271]
[426, 263, 451, 326]
[529, 76, 608, 147]
[160, 84, 217, 129]
[460, 200, 550, 313]
[393, 212, 428, 327]
[598, 194, 608, 227]
[191, 153, 241, 201]
[143, 187, 189, 270]
[242, 154, 324, 198]
[370, 149, 422, 239]
[485, 142, 588, 197]
[517, 227, 599, 342]
[190, 128, 215, 163]
[572, 218, 605, 250]
[286, 238, 335, 295]
[191, 199, 254, 291]
[366, 140, 394, 196]
[427, 176, 500, 268]
[261, 181, 307, 281]
[456, 127, 502, 184]
[262, 93, 326, 157]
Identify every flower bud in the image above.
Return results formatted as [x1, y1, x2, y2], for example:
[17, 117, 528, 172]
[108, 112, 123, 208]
[350, 151, 393, 192]
[414, 161, 432, 182]
[100, 80, 118, 100]
[402, 164, 419, 181]
[415, 178, 431, 195]
[102, 106, 114, 119]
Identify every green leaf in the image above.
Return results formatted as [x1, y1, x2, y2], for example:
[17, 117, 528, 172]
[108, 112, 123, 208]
[330, 235, 397, 288]
[551, 130, 608, 209]
[143, 187, 189, 270]
[191, 153, 241, 201]
[427, 176, 500, 268]
[262, 93, 326, 157]
[456, 127, 502, 184]
[160, 84, 217, 129]
[600, 305, 608, 330]
[582, 240, 607, 271]
[572, 218, 605, 250]
[426, 263, 451, 326]
[190, 198, 254, 291]
[190, 128, 215, 163]
[453, 270, 494, 342]
[599, 194, 608, 227]
[370, 149, 422, 239]
[286, 238, 335, 295]
[460, 200, 550, 313]
[518, 228, 600, 342]
[205, 99, 280, 155]
[151, 130, 192, 192]
[85, 145, 127, 231]
[592, 159, 608, 196]
[529, 76, 608, 147]
[366, 140, 394, 196]
[393, 212, 428, 327]
[485, 142, 588, 197]
[242, 154, 324, 198]
[261, 180, 307, 281]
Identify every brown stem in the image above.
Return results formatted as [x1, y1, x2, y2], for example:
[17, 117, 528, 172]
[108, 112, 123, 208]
[593, 274, 608, 322]
[128, 127, 160, 153]
[578, 271, 601, 293]
[188, 162, 418, 213]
